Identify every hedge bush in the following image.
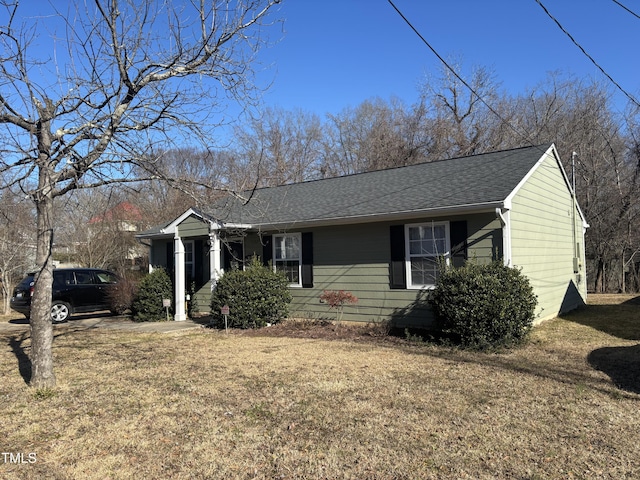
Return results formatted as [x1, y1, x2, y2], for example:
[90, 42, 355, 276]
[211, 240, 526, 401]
[210, 258, 292, 329]
[429, 261, 537, 350]
[131, 268, 173, 322]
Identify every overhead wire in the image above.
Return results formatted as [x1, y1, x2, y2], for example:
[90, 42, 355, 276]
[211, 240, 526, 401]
[611, 0, 640, 20]
[386, 0, 538, 150]
[534, 0, 640, 108]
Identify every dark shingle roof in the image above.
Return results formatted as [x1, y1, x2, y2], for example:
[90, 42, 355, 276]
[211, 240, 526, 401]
[211, 145, 552, 228]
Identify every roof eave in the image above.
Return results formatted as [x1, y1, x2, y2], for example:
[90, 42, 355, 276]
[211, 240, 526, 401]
[247, 202, 504, 231]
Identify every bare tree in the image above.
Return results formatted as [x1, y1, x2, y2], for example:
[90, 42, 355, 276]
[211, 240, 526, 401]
[322, 97, 428, 176]
[0, 0, 282, 387]
[58, 188, 146, 272]
[233, 106, 324, 187]
[515, 75, 638, 292]
[420, 63, 515, 159]
[0, 189, 36, 314]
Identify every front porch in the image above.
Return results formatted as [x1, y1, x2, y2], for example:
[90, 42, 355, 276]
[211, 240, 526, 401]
[142, 209, 247, 321]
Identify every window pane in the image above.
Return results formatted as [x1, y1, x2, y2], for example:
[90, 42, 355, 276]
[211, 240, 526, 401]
[75, 272, 93, 285]
[409, 226, 424, 241]
[275, 237, 285, 260]
[276, 260, 300, 283]
[408, 225, 448, 256]
[96, 272, 117, 284]
[410, 258, 439, 286]
[285, 235, 300, 259]
[275, 235, 300, 261]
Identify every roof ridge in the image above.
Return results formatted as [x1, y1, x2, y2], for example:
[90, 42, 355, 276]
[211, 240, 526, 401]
[237, 144, 551, 195]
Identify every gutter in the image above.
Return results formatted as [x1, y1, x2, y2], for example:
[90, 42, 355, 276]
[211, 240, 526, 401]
[247, 201, 503, 231]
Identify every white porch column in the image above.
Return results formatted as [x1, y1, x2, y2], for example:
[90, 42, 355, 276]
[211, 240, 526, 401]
[174, 233, 187, 321]
[209, 229, 222, 291]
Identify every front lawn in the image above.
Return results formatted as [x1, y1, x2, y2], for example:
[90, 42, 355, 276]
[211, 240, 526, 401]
[1, 295, 639, 479]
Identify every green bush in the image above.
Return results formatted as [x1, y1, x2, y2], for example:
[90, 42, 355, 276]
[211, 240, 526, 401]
[210, 258, 292, 329]
[131, 268, 173, 322]
[429, 261, 537, 350]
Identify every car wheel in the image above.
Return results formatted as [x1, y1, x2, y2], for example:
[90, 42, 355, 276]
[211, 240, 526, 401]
[51, 301, 71, 323]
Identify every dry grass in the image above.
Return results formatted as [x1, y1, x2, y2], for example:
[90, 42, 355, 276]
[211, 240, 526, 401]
[1, 295, 639, 479]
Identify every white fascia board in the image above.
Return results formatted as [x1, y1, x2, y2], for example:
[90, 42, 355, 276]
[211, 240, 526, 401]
[159, 208, 200, 235]
[503, 143, 588, 227]
[215, 222, 254, 230]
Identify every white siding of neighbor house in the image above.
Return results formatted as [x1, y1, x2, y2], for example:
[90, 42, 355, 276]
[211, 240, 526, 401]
[509, 150, 587, 322]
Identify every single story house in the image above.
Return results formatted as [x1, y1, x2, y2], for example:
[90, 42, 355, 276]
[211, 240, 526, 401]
[137, 144, 588, 326]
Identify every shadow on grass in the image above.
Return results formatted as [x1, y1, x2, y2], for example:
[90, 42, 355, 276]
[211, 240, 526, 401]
[588, 344, 640, 394]
[561, 296, 640, 341]
[562, 296, 640, 394]
[8, 332, 32, 384]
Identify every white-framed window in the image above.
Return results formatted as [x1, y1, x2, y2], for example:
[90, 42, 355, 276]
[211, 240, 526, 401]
[273, 233, 301, 287]
[184, 240, 195, 279]
[405, 222, 450, 288]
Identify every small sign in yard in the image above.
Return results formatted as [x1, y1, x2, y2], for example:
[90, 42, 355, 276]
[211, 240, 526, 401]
[221, 305, 230, 333]
[163, 298, 171, 321]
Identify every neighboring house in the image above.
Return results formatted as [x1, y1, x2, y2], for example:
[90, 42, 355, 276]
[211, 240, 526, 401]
[85, 201, 147, 268]
[88, 201, 144, 233]
[137, 144, 588, 326]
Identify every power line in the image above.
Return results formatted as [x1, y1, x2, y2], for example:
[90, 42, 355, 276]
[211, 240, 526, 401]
[611, 0, 640, 21]
[534, 0, 640, 109]
[386, 0, 536, 149]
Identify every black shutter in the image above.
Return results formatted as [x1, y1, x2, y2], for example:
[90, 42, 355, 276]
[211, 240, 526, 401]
[389, 225, 406, 289]
[262, 235, 273, 266]
[450, 220, 468, 268]
[301, 232, 314, 288]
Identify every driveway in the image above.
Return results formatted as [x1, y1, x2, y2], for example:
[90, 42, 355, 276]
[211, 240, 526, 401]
[0, 312, 208, 335]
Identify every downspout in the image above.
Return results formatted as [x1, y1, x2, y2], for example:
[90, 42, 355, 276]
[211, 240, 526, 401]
[495, 207, 512, 267]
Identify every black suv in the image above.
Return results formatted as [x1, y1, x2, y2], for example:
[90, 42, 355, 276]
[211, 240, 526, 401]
[11, 268, 119, 323]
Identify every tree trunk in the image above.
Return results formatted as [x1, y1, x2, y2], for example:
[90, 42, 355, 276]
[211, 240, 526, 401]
[1, 271, 9, 314]
[594, 258, 605, 293]
[29, 181, 56, 388]
[2, 286, 9, 315]
[621, 252, 626, 294]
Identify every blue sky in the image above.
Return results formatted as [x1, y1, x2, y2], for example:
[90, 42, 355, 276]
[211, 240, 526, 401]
[256, 0, 640, 116]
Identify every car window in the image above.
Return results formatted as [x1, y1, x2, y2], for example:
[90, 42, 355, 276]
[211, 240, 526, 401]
[74, 271, 94, 285]
[95, 271, 117, 284]
[53, 271, 74, 286]
[18, 276, 35, 289]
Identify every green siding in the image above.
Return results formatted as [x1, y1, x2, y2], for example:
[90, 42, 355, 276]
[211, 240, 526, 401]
[191, 284, 211, 313]
[244, 235, 266, 262]
[146, 149, 586, 327]
[467, 214, 503, 263]
[177, 215, 209, 237]
[509, 154, 586, 322]
[264, 213, 502, 327]
[150, 212, 508, 327]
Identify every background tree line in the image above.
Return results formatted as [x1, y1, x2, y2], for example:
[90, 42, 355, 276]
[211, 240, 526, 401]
[3, 65, 639, 305]
[223, 67, 638, 294]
